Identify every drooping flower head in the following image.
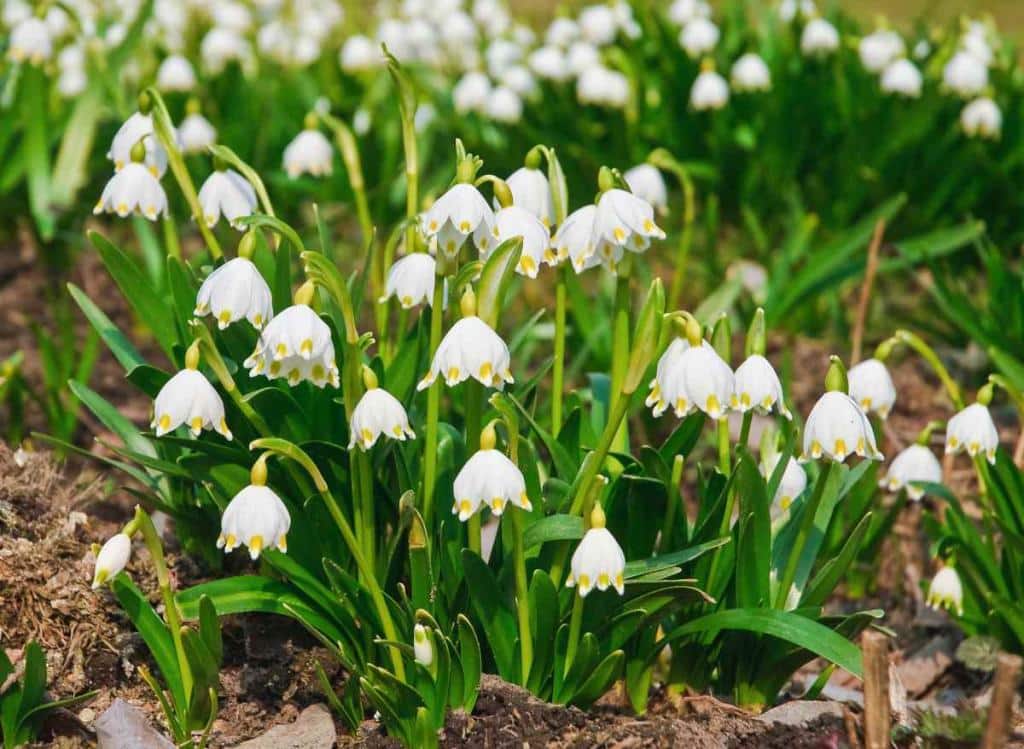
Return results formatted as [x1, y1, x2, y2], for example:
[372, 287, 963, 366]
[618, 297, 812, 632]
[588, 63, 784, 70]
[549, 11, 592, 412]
[566, 503, 626, 597]
[926, 565, 964, 616]
[945, 401, 998, 464]
[479, 204, 551, 278]
[452, 421, 531, 521]
[731, 52, 771, 93]
[218, 457, 291, 560]
[624, 164, 668, 215]
[503, 158, 554, 227]
[732, 354, 792, 419]
[848, 358, 897, 419]
[381, 253, 442, 309]
[151, 342, 233, 440]
[961, 97, 1002, 139]
[197, 167, 257, 230]
[858, 30, 905, 73]
[157, 54, 197, 92]
[647, 316, 733, 420]
[8, 17, 52, 64]
[283, 113, 333, 178]
[107, 110, 170, 177]
[422, 179, 496, 261]
[690, 67, 730, 110]
[178, 107, 218, 155]
[801, 18, 840, 57]
[761, 453, 808, 520]
[880, 444, 942, 500]
[349, 367, 416, 450]
[92, 533, 132, 589]
[880, 58, 922, 98]
[413, 624, 433, 667]
[194, 236, 273, 330]
[802, 356, 883, 462]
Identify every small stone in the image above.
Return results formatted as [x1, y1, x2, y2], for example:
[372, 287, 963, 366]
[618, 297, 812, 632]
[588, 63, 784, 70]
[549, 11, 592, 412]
[232, 703, 336, 749]
[95, 699, 174, 749]
[757, 700, 845, 727]
[78, 707, 96, 724]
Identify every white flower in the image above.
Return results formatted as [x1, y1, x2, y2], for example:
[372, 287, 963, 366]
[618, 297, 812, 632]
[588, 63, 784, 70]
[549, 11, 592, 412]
[594, 187, 666, 255]
[479, 205, 550, 278]
[553, 204, 602, 271]
[107, 112, 169, 177]
[340, 34, 379, 72]
[943, 51, 987, 98]
[778, 0, 816, 23]
[440, 11, 478, 49]
[93, 163, 168, 221]
[546, 17, 579, 47]
[732, 354, 792, 419]
[152, 368, 232, 439]
[218, 484, 290, 559]
[487, 86, 523, 123]
[3, 0, 31, 28]
[961, 23, 993, 67]
[690, 69, 729, 110]
[417, 315, 513, 391]
[421, 182, 496, 259]
[8, 17, 52, 64]
[801, 18, 839, 57]
[880, 59, 922, 98]
[485, 38, 522, 78]
[197, 169, 256, 230]
[880, 444, 942, 500]
[577, 66, 630, 109]
[647, 339, 733, 419]
[243, 304, 339, 388]
[945, 402, 998, 464]
[913, 39, 931, 60]
[731, 53, 771, 92]
[529, 46, 571, 82]
[413, 624, 433, 667]
[453, 71, 492, 114]
[858, 30, 904, 73]
[382, 253, 441, 309]
[567, 41, 601, 76]
[926, 567, 963, 616]
[92, 533, 132, 589]
[624, 164, 668, 215]
[200, 26, 250, 74]
[961, 97, 1002, 139]
[802, 390, 882, 462]
[452, 448, 531, 520]
[57, 67, 88, 98]
[579, 4, 618, 46]
[178, 113, 217, 154]
[283, 128, 333, 178]
[679, 17, 719, 58]
[157, 54, 196, 92]
[668, 0, 711, 26]
[500, 65, 536, 97]
[349, 386, 415, 450]
[213, 2, 252, 32]
[847, 358, 896, 419]
[504, 166, 554, 227]
[566, 508, 625, 597]
[195, 257, 273, 330]
[762, 454, 808, 519]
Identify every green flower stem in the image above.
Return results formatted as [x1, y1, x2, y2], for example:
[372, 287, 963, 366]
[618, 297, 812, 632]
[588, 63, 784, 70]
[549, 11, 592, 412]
[162, 216, 181, 261]
[609, 261, 632, 452]
[465, 379, 484, 555]
[647, 149, 695, 310]
[774, 460, 834, 609]
[895, 330, 964, 410]
[552, 267, 568, 435]
[659, 455, 685, 552]
[563, 592, 585, 680]
[510, 508, 532, 684]
[738, 412, 753, 451]
[421, 274, 445, 524]
[717, 418, 731, 475]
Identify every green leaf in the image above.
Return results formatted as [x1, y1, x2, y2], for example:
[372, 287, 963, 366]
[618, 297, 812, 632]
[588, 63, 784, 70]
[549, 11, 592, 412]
[476, 237, 523, 328]
[527, 571, 559, 694]
[802, 512, 873, 608]
[623, 537, 730, 580]
[461, 550, 516, 680]
[456, 614, 481, 713]
[570, 650, 624, 708]
[197, 596, 223, 666]
[523, 514, 584, 550]
[17, 642, 47, 725]
[68, 381, 156, 459]
[68, 283, 145, 372]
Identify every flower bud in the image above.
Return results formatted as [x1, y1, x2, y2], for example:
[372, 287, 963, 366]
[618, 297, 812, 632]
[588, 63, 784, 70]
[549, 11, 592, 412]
[92, 533, 132, 589]
[414, 624, 433, 667]
[824, 355, 848, 394]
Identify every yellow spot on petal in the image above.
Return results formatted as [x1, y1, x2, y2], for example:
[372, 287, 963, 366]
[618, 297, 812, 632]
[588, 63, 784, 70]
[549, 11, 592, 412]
[218, 310, 232, 324]
[287, 368, 301, 384]
[249, 535, 263, 556]
[311, 364, 325, 382]
[519, 256, 537, 275]
[833, 439, 847, 459]
[253, 314, 263, 327]
[578, 574, 591, 590]
[361, 428, 374, 446]
[225, 533, 237, 549]
[459, 220, 471, 232]
[779, 496, 792, 510]
[190, 416, 203, 433]
[392, 425, 403, 436]
[277, 535, 287, 552]
[300, 339, 313, 356]
[158, 414, 172, 431]
[447, 366, 461, 382]
[269, 361, 282, 376]
[275, 343, 288, 359]
[948, 436, 960, 448]
[810, 440, 823, 458]
[706, 394, 721, 417]
[401, 295, 413, 307]
[613, 227, 626, 242]
[643, 219, 655, 232]
[459, 499, 473, 516]
[491, 497, 505, 513]
[479, 362, 493, 380]
[428, 220, 438, 231]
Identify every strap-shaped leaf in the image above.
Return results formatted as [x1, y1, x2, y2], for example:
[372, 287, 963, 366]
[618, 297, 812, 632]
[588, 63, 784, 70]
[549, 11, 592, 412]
[461, 550, 516, 680]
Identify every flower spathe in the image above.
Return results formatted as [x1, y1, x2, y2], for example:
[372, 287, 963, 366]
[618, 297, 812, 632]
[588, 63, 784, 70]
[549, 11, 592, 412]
[945, 402, 998, 464]
[847, 358, 897, 419]
[92, 533, 132, 589]
[244, 304, 339, 388]
[647, 339, 734, 420]
[802, 390, 883, 462]
[566, 506, 626, 597]
[218, 484, 291, 560]
[452, 448, 531, 520]
[283, 128, 333, 178]
[194, 257, 273, 330]
[732, 354, 792, 419]
[880, 444, 942, 500]
[152, 368, 233, 440]
[93, 163, 169, 221]
[197, 169, 258, 230]
[421, 182, 496, 260]
[504, 166, 554, 227]
[624, 164, 668, 215]
[478, 205, 551, 278]
[762, 455, 808, 520]
[926, 566, 964, 616]
[417, 316, 513, 390]
[349, 387, 416, 450]
[382, 253, 441, 309]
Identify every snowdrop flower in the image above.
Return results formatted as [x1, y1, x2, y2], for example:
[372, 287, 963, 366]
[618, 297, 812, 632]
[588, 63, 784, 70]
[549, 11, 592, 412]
[858, 30, 905, 73]
[529, 46, 571, 82]
[283, 118, 333, 178]
[926, 566, 963, 616]
[151, 353, 232, 440]
[690, 68, 729, 110]
[157, 54, 196, 92]
[487, 86, 523, 124]
[94, 162, 168, 221]
[647, 338, 734, 419]
[418, 300, 512, 391]
[8, 17, 52, 64]
[848, 358, 896, 419]
[349, 368, 415, 450]
[413, 625, 433, 667]
[668, 0, 711, 26]
[218, 462, 290, 559]
[945, 402, 998, 464]
[732, 354, 792, 419]
[453, 71, 492, 115]
[943, 51, 987, 98]
[679, 17, 719, 58]
[452, 424, 530, 520]
[802, 390, 882, 463]
[421, 182, 495, 260]
[197, 169, 257, 230]
[200, 26, 250, 74]
[546, 17, 579, 47]
[340, 34, 378, 73]
[579, 4, 618, 46]
[961, 97, 1002, 139]
[778, 0, 816, 23]
[243, 284, 339, 388]
[382, 253, 441, 309]
[731, 53, 771, 92]
[880, 59, 922, 98]
[194, 254, 273, 330]
[624, 164, 668, 215]
[801, 18, 839, 57]
[92, 533, 132, 589]
[880, 444, 942, 500]
[567, 41, 601, 76]
[480, 205, 550, 277]
[566, 503, 625, 597]
[107, 112, 168, 177]
[178, 111, 217, 155]
[505, 165, 554, 227]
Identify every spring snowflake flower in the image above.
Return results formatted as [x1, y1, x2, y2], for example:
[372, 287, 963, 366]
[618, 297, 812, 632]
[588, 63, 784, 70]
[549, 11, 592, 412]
[577, 66, 630, 108]
[452, 444, 531, 520]
[382, 253, 441, 309]
[778, 0, 816, 23]
[92, 533, 132, 589]
[553, 205, 602, 271]
[453, 71, 492, 115]
[178, 112, 217, 154]
[200, 26, 250, 73]
[151, 365, 232, 440]
[943, 51, 987, 98]
[731, 53, 771, 92]
[961, 23, 993, 67]
[417, 306, 513, 391]
[762, 454, 808, 519]
[945, 402, 998, 464]
[107, 112, 169, 177]
[594, 188, 666, 255]
[480, 205, 551, 278]
[690, 69, 729, 110]
[961, 97, 1001, 139]
[504, 166, 554, 227]
[487, 86, 523, 124]
[219, 482, 290, 559]
[579, 4, 618, 46]
[880, 444, 942, 500]
[501, 65, 536, 97]
[732, 354, 792, 419]
[414, 624, 433, 667]
[340, 34, 378, 72]
[647, 339, 734, 419]
[283, 124, 333, 178]
[801, 18, 840, 57]
[926, 566, 963, 616]
[529, 46, 571, 82]
[567, 41, 601, 76]
[546, 17, 579, 47]
[244, 290, 339, 388]
[847, 358, 896, 419]
[58, 66, 88, 98]
[157, 54, 196, 92]
[679, 17, 719, 58]
[195, 257, 273, 330]
[94, 163, 168, 221]
[197, 169, 257, 230]
[8, 17, 52, 64]
[349, 368, 415, 450]
[802, 390, 883, 462]
[880, 59, 922, 98]
[422, 182, 496, 260]
[624, 164, 668, 215]
[668, 0, 711, 26]
[858, 30, 905, 73]
[566, 504, 625, 597]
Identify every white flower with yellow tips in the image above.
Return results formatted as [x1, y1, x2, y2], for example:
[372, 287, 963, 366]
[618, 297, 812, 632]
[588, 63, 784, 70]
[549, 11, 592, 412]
[194, 254, 273, 331]
[421, 182, 496, 260]
[732, 354, 791, 419]
[945, 402, 998, 464]
[218, 460, 290, 560]
[566, 503, 626, 597]
[848, 358, 897, 419]
[880, 444, 942, 500]
[349, 368, 415, 450]
[926, 566, 963, 616]
[382, 253, 441, 309]
[477, 205, 550, 278]
[151, 345, 232, 440]
[107, 111, 170, 177]
[802, 390, 882, 462]
[94, 152, 169, 222]
[452, 423, 531, 521]
[91, 533, 132, 589]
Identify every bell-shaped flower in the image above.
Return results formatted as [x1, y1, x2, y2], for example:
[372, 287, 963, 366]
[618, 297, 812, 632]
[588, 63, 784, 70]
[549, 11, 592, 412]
[529, 46, 571, 82]
[452, 447, 531, 520]
[801, 18, 840, 57]
[421, 182, 496, 260]
[283, 128, 333, 179]
[553, 204, 602, 271]
[566, 504, 625, 597]
[197, 168, 257, 230]
[92, 533, 132, 589]
[200, 26, 251, 74]
[961, 97, 1001, 139]
[8, 17, 52, 64]
[453, 71, 492, 114]
[624, 164, 668, 215]
[731, 53, 771, 92]
[762, 454, 807, 520]
[802, 390, 882, 462]
[178, 112, 217, 155]
[858, 30, 904, 73]
[576, 65, 630, 109]
[690, 69, 729, 110]
[413, 624, 433, 667]
[669, 0, 711, 26]
[926, 566, 963, 616]
[478, 205, 550, 278]
[157, 54, 197, 91]
[546, 17, 579, 47]
[880, 59, 922, 98]
[732, 354, 792, 419]
[218, 484, 290, 560]
[567, 41, 600, 76]
[340, 34, 379, 73]
[107, 112, 169, 177]
[504, 166, 554, 227]
[349, 380, 415, 450]
[151, 366, 232, 439]
[417, 315, 513, 391]
[486, 86, 523, 124]
[943, 51, 987, 98]
[945, 402, 998, 464]
[195, 256, 273, 330]
[382, 253, 441, 309]
[848, 358, 897, 419]
[594, 187, 666, 257]
[679, 17, 719, 58]
[648, 340, 734, 420]
[579, 4, 617, 46]
[244, 301, 339, 388]
[779, 0, 816, 22]
[94, 163, 168, 221]
[880, 444, 942, 500]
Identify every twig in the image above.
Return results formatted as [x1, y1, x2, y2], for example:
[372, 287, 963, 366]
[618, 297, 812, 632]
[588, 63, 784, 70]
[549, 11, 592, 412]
[851, 219, 886, 365]
[982, 652, 1022, 749]
[862, 630, 891, 749]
